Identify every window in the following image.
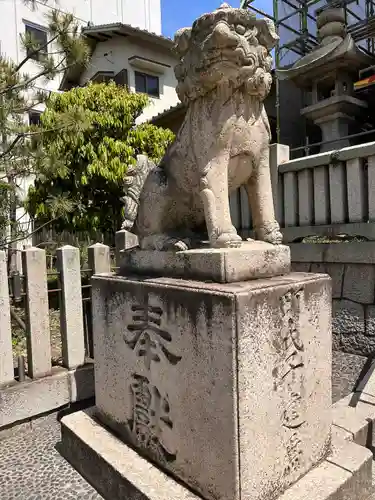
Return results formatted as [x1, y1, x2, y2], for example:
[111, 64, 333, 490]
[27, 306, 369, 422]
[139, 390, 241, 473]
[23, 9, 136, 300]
[90, 71, 114, 84]
[28, 110, 41, 126]
[135, 71, 160, 98]
[24, 24, 48, 61]
[114, 69, 128, 87]
[28, 111, 41, 149]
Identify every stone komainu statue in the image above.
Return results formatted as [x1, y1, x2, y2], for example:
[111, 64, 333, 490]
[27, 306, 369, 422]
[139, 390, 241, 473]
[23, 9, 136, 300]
[122, 3, 283, 251]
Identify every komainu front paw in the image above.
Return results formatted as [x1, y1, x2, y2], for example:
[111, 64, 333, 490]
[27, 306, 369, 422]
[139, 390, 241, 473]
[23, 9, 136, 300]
[139, 234, 191, 251]
[163, 237, 191, 251]
[211, 231, 243, 249]
[257, 221, 283, 245]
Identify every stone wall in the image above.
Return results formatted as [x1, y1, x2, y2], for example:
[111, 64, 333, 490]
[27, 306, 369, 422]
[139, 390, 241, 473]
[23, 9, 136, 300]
[290, 243, 375, 356]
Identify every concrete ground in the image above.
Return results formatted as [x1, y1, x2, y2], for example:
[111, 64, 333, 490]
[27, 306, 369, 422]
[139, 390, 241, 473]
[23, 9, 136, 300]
[0, 410, 103, 500]
[0, 350, 372, 500]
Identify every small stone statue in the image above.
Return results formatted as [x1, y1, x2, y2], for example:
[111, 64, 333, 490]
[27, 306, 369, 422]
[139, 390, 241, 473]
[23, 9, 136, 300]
[122, 3, 282, 251]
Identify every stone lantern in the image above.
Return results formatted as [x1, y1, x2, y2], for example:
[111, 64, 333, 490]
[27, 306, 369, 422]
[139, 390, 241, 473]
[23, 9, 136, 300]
[277, 8, 374, 152]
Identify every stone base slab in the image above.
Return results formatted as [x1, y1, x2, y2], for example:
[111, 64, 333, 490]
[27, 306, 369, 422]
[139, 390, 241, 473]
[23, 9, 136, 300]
[60, 409, 373, 500]
[0, 364, 94, 429]
[119, 241, 291, 283]
[60, 409, 201, 500]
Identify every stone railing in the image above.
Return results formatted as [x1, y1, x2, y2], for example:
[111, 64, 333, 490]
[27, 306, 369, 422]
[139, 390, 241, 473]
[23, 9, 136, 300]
[290, 242, 375, 356]
[0, 243, 111, 429]
[230, 141, 375, 242]
[276, 141, 375, 242]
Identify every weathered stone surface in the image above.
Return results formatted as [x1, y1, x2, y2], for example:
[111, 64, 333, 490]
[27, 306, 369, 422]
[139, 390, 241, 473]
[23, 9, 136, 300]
[121, 5, 282, 251]
[310, 263, 326, 274]
[0, 250, 13, 386]
[325, 264, 344, 299]
[57, 245, 85, 369]
[343, 264, 375, 304]
[120, 241, 291, 283]
[332, 351, 367, 403]
[290, 242, 375, 264]
[365, 305, 375, 336]
[339, 333, 375, 356]
[61, 409, 200, 500]
[332, 299, 364, 335]
[0, 368, 69, 428]
[115, 230, 138, 267]
[332, 332, 341, 351]
[61, 410, 373, 500]
[22, 247, 51, 379]
[331, 405, 369, 447]
[291, 262, 310, 273]
[92, 272, 332, 500]
[277, 439, 372, 500]
[289, 243, 325, 263]
[0, 365, 95, 428]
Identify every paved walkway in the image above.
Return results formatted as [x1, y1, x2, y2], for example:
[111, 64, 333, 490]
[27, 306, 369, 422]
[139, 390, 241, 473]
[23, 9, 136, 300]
[0, 351, 371, 499]
[0, 413, 103, 500]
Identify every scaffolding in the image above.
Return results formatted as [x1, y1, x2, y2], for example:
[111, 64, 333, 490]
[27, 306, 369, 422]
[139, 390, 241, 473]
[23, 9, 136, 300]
[240, 0, 375, 144]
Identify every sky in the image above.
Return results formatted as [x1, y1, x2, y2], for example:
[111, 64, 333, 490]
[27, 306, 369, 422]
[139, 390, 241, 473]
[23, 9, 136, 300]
[161, 0, 274, 38]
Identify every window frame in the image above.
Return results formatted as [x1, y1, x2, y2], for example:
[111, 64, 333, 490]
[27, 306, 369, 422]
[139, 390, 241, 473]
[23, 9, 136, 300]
[134, 71, 160, 98]
[90, 71, 115, 84]
[28, 110, 42, 126]
[24, 22, 48, 62]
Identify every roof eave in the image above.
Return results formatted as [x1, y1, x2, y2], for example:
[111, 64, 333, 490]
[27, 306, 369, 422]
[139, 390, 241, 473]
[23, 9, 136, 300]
[82, 23, 174, 50]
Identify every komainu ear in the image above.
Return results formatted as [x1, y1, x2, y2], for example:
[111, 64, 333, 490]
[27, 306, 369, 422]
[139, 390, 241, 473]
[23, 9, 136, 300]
[174, 27, 192, 57]
[256, 18, 279, 51]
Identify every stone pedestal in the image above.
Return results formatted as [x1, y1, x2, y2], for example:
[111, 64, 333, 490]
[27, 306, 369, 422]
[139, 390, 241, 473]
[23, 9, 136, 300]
[89, 271, 332, 500]
[119, 241, 291, 283]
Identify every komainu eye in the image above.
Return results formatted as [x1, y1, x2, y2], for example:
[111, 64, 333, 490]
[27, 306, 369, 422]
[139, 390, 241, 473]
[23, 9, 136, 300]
[235, 24, 246, 35]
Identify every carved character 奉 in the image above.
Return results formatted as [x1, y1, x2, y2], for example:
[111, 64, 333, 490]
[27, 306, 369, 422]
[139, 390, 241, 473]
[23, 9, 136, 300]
[122, 3, 283, 250]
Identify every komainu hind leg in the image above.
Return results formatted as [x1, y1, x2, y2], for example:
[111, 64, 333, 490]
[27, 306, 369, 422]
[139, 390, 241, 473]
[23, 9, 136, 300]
[135, 169, 195, 251]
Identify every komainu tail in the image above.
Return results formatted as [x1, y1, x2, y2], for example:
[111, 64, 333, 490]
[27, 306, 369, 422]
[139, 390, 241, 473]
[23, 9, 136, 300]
[121, 155, 156, 230]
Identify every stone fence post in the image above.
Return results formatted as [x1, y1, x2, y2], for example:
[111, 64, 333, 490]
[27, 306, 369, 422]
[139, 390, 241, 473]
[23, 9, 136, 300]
[269, 143, 290, 222]
[0, 250, 14, 385]
[88, 243, 111, 275]
[57, 245, 85, 369]
[22, 247, 51, 379]
[115, 230, 138, 268]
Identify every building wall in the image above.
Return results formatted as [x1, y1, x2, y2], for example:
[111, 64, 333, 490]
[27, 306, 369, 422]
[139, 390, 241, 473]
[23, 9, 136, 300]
[0, 0, 162, 90]
[265, 79, 305, 148]
[79, 37, 180, 123]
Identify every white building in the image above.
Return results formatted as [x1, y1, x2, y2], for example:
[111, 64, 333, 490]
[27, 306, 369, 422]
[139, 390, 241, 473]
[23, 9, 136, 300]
[0, 0, 162, 265]
[60, 23, 180, 123]
[0, 0, 161, 98]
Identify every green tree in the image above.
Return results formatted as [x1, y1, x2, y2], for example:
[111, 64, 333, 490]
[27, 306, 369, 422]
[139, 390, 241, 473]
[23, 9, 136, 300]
[26, 82, 174, 239]
[0, 2, 90, 269]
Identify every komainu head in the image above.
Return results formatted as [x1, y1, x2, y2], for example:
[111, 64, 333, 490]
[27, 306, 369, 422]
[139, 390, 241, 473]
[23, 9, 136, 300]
[173, 3, 279, 103]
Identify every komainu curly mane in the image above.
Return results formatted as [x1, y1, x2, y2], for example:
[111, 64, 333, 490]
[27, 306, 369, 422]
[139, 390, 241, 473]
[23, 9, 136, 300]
[122, 3, 282, 251]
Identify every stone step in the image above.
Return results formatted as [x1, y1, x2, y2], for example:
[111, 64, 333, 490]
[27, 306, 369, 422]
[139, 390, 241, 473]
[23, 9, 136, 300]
[332, 393, 375, 447]
[61, 408, 374, 500]
[332, 393, 375, 500]
[60, 409, 201, 500]
[278, 440, 372, 500]
[367, 465, 375, 499]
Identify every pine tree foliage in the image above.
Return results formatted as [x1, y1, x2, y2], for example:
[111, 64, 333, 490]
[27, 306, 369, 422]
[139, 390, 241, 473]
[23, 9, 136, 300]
[26, 82, 174, 237]
[0, 1, 90, 249]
